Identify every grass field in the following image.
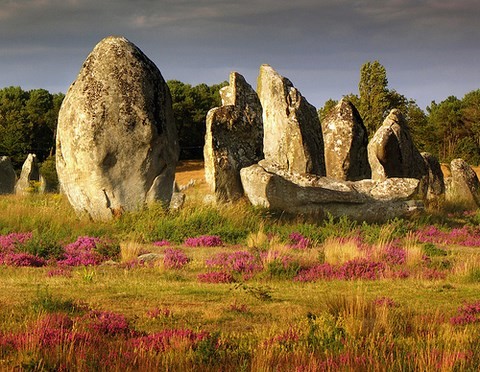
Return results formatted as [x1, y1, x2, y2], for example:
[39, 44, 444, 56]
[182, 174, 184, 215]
[1, 163, 480, 370]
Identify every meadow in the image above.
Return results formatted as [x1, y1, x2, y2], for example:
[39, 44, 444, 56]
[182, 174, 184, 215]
[1, 163, 480, 371]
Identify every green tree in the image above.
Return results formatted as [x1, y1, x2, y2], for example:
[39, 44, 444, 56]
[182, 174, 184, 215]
[167, 80, 226, 159]
[317, 98, 338, 123]
[358, 61, 391, 134]
[0, 86, 31, 167]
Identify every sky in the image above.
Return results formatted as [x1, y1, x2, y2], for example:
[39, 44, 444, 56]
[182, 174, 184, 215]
[1, 0, 479, 110]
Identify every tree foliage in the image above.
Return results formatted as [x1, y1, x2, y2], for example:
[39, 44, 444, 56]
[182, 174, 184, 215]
[0, 87, 64, 168]
[167, 80, 227, 159]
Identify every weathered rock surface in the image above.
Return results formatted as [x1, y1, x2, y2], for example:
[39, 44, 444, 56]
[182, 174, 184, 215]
[321, 98, 370, 180]
[421, 152, 445, 202]
[204, 72, 263, 202]
[240, 161, 422, 222]
[368, 109, 427, 181]
[445, 158, 480, 208]
[257, 64, 325, 176]
[0, 156, 16, 194]
[56, 36, 179, 220]
[15, 154, 40, 195]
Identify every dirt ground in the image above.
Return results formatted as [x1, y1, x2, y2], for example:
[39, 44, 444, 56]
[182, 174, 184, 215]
[175, 160, 480, 187]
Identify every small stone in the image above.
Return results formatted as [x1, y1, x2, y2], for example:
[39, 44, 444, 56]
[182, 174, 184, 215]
[15, 154, 40, 195]
[445, 158, 480, 208]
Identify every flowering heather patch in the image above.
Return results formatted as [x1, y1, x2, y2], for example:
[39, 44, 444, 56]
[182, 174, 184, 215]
[0, 232, 32, 251]
[294, 259, 385, 282]
[198, 271, 235, 283]
[288, 232, 310, 249]
[373, 296, 397, 307]
[416, 225, 480, 246]
[46, 268, 73, 278]
[294, 263, 336, 282]
[421, 268, 447, 280]
[206, 250, 262, 274]
[81, 310, 133, 337]
[339, 258, 386, 280]
[383, 245, 406, 265]
[163, 248, 190, 269]
[57, 236, 108, 266]
[153, 240, 172, 247]
[450, 301, 480, 325]
[129, 329, 209, 352]
[146, 307, 172, 319]
[264, 328, 300, 348]
[184, 235, 223, 247]
[2, 252, 46, 267]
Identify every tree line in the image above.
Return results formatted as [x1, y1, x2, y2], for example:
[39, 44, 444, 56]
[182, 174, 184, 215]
[319, 61, 480, 165]
[1, 64, 479, 172]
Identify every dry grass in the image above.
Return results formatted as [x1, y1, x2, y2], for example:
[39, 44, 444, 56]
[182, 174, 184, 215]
[120, 241, 146, 263]
[323, 237, 364, 265]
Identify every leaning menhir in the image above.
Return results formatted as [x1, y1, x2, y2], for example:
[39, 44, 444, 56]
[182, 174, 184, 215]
[56, 36, 179, 221]
[204, 72, 263, 202]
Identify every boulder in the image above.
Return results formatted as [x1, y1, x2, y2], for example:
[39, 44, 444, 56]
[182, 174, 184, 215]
[445, 158, 480, 208]
[240, 161, 422, 222]
[257, 64, 325, 176]
[204, 72, 263, 202]
[421, 152, 445, 202]
[321, 98, 370, 180]
[15, 154, 40, 195]
[368, 109, 427, 181]
[0, 156, 16, 194]
[56, 36, 179, 221]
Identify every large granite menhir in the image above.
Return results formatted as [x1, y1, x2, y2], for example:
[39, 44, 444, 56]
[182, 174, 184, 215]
[204, 72, 263, 202]
[56, 36, 179, 221]
[257, 65, 325, 176]
[321, 98, 370, 181]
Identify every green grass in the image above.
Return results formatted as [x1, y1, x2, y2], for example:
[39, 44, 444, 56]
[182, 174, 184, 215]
[1, 193, 480, 370]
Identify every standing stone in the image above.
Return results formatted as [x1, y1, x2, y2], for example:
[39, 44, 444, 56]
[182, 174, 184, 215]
[421, 152, 445, 202]
[445, 158, 480, 208]
[0, 156, 16, 194]
[56, 36, 179, 221]
[15, 154, 40, 195]
[368, 109, 427, 181]
[321, 98, 370, 181]
[257, 64, 325, 176]
[204, 72, 263, 202]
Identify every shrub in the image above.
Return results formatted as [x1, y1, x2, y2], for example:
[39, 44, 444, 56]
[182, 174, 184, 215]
[58, 236, 118, 266]
[163, 248, 190, 269]
[184, 235, 223, 247]
[198, 271, 235, 284]
[206, 251, 262, 274]
[450, 301, 480, 326]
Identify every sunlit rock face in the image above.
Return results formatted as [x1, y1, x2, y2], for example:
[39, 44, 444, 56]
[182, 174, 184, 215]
[257, 64, 325, 176]
[56, 36, 179, 221]
[321, 98, 370, 181]
[204, 72, 263, 202]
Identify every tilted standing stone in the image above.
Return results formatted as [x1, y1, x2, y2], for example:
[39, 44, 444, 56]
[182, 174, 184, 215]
[445, 158, 480, 208]
[56, 36, 179, 220]
[368, 109, 427, 181]
[15, 154, 40, 195]
[257, 64, 325, 176]
[204, 72, 263, 202]
[0, 156, 16, 194]
[321, 98, 370, 181]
